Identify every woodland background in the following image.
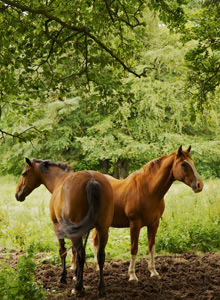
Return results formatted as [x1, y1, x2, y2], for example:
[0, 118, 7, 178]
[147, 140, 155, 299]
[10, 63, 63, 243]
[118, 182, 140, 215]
[1, 2, 220, 299]
[0, 0, 220, 179]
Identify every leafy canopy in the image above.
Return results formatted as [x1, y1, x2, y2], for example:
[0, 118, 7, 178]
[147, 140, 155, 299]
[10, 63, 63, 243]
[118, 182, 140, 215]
[0, 0, 146, 98]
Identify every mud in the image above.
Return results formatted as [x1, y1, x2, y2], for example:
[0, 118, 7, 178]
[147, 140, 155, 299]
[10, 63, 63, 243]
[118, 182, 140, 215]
[1, 250, 220, 299]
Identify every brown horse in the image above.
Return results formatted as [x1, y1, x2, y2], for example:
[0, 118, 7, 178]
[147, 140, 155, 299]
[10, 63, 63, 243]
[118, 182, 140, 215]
[15, 158, 113, 297]
[92, 145, 204, 281]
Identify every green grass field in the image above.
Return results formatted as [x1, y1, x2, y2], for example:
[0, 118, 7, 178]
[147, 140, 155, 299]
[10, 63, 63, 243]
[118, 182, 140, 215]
[0, 176, 220, 262]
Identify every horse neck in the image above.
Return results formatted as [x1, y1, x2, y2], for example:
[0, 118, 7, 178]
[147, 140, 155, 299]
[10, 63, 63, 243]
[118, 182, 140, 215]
[142, 154, 175, 198]
[36, 165, 68, 193]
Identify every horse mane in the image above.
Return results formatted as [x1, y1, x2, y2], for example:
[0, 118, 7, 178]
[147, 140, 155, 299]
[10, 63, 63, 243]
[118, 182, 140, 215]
[142, 152, 175, 174]
[126, 170, 143, 179]
[32, 159, 71, 173]
[142, 149, 193, 174]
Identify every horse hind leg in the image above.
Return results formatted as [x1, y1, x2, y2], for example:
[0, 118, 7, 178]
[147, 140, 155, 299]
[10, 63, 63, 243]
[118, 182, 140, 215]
[58, 239, 67, 284]
[96, 230, 109, 297]
[70, 241, 77, 281]
[71, 238, 85, 296]
[147, 221, 160, 277]
[128, 219, 141, 281]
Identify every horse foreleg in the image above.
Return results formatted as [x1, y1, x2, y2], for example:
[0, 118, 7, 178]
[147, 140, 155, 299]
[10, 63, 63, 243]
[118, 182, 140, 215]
[96, 230, 108, 297]
[128, 219, 141, 281]
[147, 221, 159, 277]
[58, 239, 67, 283]
[93, 229, 99, 270]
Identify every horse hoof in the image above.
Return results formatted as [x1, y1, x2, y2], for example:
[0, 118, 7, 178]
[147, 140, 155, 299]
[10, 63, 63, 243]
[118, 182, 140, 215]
[98, 290, 106, 298]
[150, 270, 160, 278]
[71, 288, 85, 297]
[59, 278, 67, 284]
[151, 274, 161, 279]
[129, 273, 138, 282]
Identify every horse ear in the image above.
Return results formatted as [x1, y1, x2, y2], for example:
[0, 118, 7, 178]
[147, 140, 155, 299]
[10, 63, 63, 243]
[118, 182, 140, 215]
[187, 145, 191, 153]
[177, 145, 182, 157]
[25, 158, 32, 167]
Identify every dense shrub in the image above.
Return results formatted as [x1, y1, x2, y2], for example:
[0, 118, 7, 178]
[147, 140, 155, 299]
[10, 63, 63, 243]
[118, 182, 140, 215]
[0, 245, 45, 300]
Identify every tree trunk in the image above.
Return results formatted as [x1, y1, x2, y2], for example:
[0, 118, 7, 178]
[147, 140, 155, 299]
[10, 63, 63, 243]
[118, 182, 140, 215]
[113, 158, 129, 179]
[100, 159, 110, 174]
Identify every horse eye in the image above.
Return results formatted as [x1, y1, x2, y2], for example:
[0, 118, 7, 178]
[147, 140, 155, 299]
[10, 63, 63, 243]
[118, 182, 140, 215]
[181, 163, 187, 168]
[22, 171, 28, 177]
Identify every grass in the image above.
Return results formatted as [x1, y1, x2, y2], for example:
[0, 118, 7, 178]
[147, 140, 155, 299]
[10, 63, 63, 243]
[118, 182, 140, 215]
[156, 180, 220, 253]
[0, 176, 220, 262]
[0, 175, 56, 252]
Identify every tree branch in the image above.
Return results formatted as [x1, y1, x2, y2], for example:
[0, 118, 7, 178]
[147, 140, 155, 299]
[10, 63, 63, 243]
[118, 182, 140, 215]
[84, 34, 90, 87]
[1, 0, 142, 77]
[0, 126, 46, 141]
[103, 0, 115, 23]
[1, 0, 85, 32]
[44, 19, 63, 47]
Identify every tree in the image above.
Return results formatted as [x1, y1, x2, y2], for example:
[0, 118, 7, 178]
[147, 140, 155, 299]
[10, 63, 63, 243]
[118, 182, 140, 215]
[0, 1, 146, 103]
[0, 0, 147, 140]
[1, 0, 220, 179]
[76, 15, 193, 177]
[0, 0, 190, 137]
[181, 0, 220, 109]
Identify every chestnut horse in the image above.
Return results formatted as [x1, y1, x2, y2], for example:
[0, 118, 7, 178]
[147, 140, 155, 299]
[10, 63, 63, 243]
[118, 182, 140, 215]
[92, 145, 204, 281]
[15, 158, 113, 297]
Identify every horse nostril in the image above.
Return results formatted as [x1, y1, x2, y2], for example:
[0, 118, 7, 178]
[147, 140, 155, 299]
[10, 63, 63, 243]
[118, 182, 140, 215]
[197, 183, 200, 189]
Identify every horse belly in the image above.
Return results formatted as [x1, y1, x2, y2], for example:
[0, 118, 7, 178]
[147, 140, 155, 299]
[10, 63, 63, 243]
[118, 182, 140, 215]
[141, 199, 165, 226]
[50, 188, 63, 224]
[111, 205, 130, 228]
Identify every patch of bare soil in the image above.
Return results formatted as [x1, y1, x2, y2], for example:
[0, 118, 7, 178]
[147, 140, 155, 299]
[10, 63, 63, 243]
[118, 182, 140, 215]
[1, 249, 220, 300]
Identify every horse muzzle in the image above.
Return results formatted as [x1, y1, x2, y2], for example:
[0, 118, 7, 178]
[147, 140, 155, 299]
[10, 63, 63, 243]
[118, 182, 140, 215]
[15, 192, 26, 202]
[192, 180, 204, 193]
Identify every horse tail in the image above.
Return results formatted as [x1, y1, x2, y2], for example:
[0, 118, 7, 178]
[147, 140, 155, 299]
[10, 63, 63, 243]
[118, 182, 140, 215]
[59, 180, 101, 242]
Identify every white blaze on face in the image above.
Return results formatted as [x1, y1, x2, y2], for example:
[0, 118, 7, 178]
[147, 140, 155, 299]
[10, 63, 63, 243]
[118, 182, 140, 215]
[185, 158, 203, 185]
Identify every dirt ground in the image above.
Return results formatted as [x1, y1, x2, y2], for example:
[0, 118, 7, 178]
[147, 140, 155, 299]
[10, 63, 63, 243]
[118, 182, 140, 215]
[1, 250, 220, 300]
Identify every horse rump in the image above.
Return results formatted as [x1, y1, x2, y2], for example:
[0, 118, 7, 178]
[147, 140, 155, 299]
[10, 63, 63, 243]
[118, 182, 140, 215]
[59, 180, 102, 242]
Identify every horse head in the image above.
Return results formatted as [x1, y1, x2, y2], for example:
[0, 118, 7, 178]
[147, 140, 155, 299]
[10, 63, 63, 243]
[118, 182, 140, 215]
[15, 158, 41, 202]
[172, 145, 203, 193]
